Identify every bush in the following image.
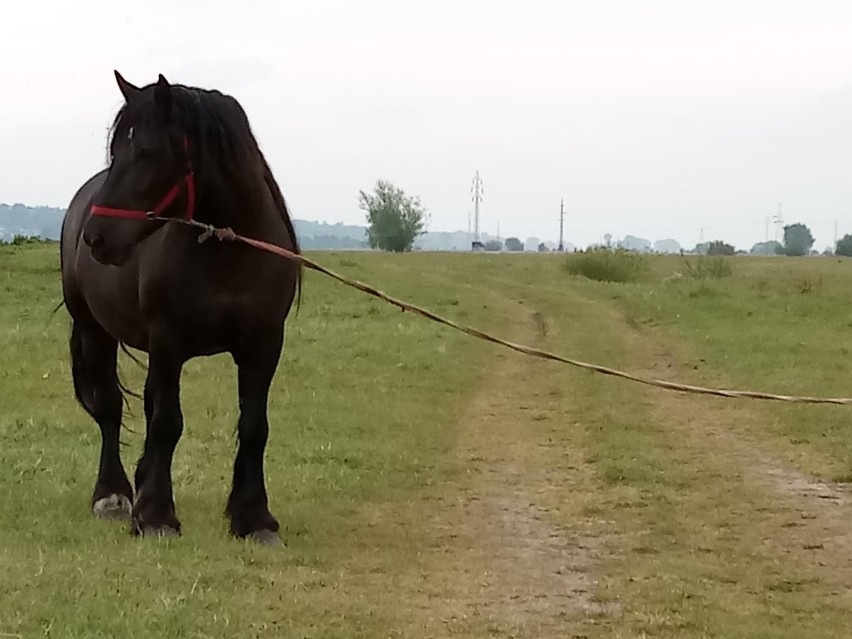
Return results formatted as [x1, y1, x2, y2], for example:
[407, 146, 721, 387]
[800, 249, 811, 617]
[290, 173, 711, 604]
[562, 248, 648, 283]
[504, 237, 524, 251]
[680, 254, 732, 279]
[706, 240, 735, 256]
[5, 234, 42, 246]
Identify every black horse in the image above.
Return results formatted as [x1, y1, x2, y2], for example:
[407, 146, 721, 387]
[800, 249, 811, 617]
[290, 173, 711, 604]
[60, 71, 301, 545]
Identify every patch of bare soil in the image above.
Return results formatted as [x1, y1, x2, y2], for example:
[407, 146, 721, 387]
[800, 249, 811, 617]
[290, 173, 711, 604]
[763, 465, 848, 504]
[378, 312, 618, 638]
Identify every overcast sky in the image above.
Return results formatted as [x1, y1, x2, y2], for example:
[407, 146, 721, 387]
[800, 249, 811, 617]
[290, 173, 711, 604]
[3, 1, 852, 250]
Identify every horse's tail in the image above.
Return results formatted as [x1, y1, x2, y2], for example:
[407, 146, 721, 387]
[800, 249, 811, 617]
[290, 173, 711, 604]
[45, 299, 66, 329]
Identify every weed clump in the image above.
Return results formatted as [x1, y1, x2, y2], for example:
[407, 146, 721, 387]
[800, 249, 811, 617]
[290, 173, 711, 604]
[562, 248, 649, 283]
[680, 254, 732, 280]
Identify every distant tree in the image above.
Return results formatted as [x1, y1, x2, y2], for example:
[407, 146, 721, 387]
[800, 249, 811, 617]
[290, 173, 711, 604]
[781, 223, 815, 257]
[706, 240, 735, 256]
[603, 233, 612, 248]
[750, 240, 783, 256]
[504, 237, 524, 251]
[693, 242, 710, 255]
[620, 235, 652, 252]
[484, 239, 503, 251]
[537, 242, 550, 252]
[654, 239, 682, 254]
[836, 234, 852, 257]
[11, 234, 39, 246]
[358, 180, 427, 252]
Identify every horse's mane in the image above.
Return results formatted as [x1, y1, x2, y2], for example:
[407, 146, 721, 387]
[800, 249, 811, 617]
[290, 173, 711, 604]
[107, 83, 302, 307]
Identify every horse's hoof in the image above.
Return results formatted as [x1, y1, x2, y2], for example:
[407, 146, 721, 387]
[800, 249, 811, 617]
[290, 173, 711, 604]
[248, 529, 283, 547]
[140, 525, 180, 539]
[93, 494, 132, 521]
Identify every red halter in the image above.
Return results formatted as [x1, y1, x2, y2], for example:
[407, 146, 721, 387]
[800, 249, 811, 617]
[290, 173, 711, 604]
[90, 137, 196, 222]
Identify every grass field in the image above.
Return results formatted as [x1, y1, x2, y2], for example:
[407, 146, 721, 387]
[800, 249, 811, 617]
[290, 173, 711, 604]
[2, 243, 852, 637]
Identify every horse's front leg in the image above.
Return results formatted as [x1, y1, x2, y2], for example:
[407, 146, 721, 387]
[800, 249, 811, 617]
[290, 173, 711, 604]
[226, 329, 283, 545]
[132, 343, 185, 537]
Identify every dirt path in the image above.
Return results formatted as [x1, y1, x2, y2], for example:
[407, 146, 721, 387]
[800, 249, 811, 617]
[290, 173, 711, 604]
[370, 304, 619, 638]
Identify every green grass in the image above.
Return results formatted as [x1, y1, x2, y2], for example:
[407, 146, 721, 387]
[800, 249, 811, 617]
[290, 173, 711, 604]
[3, 244, 852, 637]
[0, 244, 510, 637]
[596, 254, 852, 479]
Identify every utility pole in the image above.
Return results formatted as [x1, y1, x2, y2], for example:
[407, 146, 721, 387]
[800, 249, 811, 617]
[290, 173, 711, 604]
[835, 219, 839, 247]
[772, 203, 784, 243]
[764, 216, 770, 242]
[471, 170, 483, 251]
[558, 198, 565, 252]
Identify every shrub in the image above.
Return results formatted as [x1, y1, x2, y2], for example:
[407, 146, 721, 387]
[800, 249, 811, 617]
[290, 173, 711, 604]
[7, 234, 42, 246]
[706, 240, 735, 256]
[562, 248, 648, 283]
[680, 254, 732, 279]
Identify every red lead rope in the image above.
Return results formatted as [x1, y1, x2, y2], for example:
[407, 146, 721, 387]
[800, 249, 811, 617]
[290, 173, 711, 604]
[90, 137, 196, 221]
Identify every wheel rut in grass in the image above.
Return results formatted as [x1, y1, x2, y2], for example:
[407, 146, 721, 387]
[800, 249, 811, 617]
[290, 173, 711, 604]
[614, 304, 852, 597]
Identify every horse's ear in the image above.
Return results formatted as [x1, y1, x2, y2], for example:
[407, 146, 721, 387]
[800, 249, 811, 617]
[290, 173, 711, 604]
[154, 73, 172, 118]
[114, 70, 140, 102]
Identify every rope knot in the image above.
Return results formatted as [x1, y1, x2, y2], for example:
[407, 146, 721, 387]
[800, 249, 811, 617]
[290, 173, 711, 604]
[214, 227, 237, 242]
[196, 225, 237, 244]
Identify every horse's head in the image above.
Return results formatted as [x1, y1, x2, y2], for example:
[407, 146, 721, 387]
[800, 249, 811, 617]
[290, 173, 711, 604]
[83, 71, 193, 266]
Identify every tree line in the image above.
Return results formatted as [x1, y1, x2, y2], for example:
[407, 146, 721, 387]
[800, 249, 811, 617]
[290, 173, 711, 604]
[358, 180, 852, 257]
[697, 223, 815, 256]
[703, 223, 852, 257]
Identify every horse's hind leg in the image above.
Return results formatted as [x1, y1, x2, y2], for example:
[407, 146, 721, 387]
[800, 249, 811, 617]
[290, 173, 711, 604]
[226, 330, 283, 546]
[70, 320, 133, 519]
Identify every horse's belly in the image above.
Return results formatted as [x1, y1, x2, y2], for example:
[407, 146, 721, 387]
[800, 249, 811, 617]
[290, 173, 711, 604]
[89, 301, 149, 351]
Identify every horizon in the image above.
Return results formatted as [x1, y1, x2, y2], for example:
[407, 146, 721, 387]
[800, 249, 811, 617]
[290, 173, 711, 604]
[0, 201, 820, 252]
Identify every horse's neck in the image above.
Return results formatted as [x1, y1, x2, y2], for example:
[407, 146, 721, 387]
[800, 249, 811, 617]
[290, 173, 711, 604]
[196, 173, 274, 234]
